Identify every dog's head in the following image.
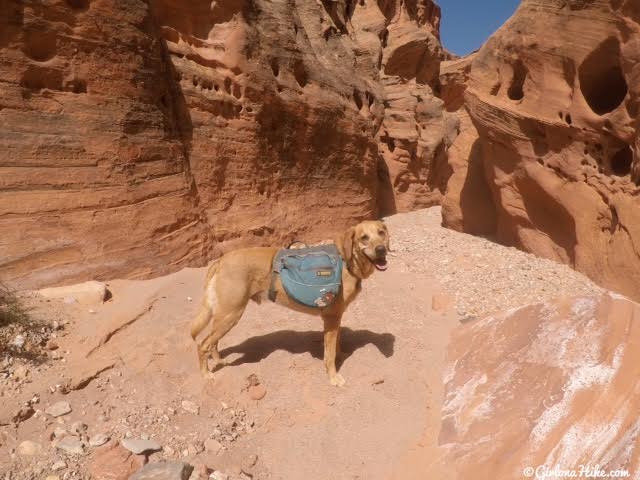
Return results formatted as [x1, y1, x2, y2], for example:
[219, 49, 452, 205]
[341, 220, 390, 278]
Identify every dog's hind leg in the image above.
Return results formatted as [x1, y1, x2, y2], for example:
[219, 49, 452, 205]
[197, 306, 246, 378]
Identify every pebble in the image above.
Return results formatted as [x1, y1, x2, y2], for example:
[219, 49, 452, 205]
[121, 438, 162, 455]
[52, 427, 67, 440]
[17, 440, 42, 456]
[70, 421, 87, 435]
[12, 335, 25, 350]
[181, 400, 200, 415]
[45, 476, 60, 480]
[130, 461, 194, 480]
[204, 438, 223, 454]
[46, 401, 72, 418]
[55, 437, 85, 455]
[209, 471, 229, 480]
[89, 433, 110, 447]
[51, 460, 67, 471]
[248, 384, 267, 400]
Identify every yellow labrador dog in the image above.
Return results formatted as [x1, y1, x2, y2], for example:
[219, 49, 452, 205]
[190, 220, 390, 386]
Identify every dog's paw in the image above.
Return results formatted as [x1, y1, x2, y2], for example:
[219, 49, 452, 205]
[329, 373, 346, 387]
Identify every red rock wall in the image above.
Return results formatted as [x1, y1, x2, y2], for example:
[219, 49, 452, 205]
[442, 0, 640, 300]
[1, 0, 450, 288]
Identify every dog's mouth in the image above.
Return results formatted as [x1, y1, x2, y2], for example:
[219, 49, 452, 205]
[372, 256, 388, 271]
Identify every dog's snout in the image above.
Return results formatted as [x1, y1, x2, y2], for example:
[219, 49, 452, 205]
[375, 245, 387, 257]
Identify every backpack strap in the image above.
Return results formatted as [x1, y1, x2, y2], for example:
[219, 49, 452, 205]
[268, 249, 286, 303]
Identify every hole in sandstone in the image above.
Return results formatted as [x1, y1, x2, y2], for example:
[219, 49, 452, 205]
[65, 0, 89, 11]
[379, 29, 389, 48]
[627, 99, 639, 118]
[610, 145, 633, 176]
[537, 158, 544, 165]
[224, 78, 232, 93]
[604, 119, 612, 129]
[277, 85, 284, 93]
[192, 77, 198, 87]
[293, 60, 308, 88]
[366, 91, 374, 107]
[233, 84, 242, 99]
[558, 112, 563, 119]
[565, 114, 572, 125]
[507, 59, 527, 101]
[20, 66, 63, 92]
[581, 159, 589, 166]
[22, 30, 57, 62]
[246, 106, 253, 113]
[270, 59, 279, 77]
[214, 84, 219, 92]
[65, 78, 87, 94]
[160, 95, 168, 108]
[578, 37, 627, 115]
[353, 89, 363, 110]
[490, 82, 501, 96]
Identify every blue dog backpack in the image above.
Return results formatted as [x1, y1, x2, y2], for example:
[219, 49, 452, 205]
[269, 244, 343, 308]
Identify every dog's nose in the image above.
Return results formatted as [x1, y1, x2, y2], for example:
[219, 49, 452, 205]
[375, 245, 386, 257]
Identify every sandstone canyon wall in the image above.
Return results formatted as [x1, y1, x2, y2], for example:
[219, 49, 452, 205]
[442, 0, 640, 300]
[0, 0, 452, 288]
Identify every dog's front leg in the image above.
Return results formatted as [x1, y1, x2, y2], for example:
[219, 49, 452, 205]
[322, 314, 345, 387]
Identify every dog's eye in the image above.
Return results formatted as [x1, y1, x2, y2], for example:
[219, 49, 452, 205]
[360, 234, 369, 241]
[378, 230, 386, 236]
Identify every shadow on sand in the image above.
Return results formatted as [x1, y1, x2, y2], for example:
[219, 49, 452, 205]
[219, 327, 395, 370]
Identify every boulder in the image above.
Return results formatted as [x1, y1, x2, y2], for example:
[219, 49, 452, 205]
[39, 281, 108, 304]
[436, 293, 640, 478]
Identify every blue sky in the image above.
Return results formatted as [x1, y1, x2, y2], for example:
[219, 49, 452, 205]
[438, 0, 521, 56]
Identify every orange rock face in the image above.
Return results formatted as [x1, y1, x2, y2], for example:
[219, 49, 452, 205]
[442, 0, 640, 300]
[438, 294, 640, 480]
[1, 0, 451, 288]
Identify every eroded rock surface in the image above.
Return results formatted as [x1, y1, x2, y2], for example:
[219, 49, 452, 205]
[438, 293, 640, 479]
[441, 0, 640, 300]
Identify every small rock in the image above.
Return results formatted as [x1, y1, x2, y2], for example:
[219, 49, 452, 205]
[242, 454, 258, 471]
[203, 438, 222, 454]
[248, 384, 267, 401]
[45, 476, 60, 480]
[17, 440, 42, 456]
[63, 296, 77, 304]
[12, 404, 35, 423]
[12, 335, 26, 350]
[88, 442, 146, 479]
[181, 400, 200, 415]
[209, 471, 229, 480]
[55, 437, 85, 455]
[89, 433, 110, 447]
[70, 421, 87, 435]
[130, 461, 194, 480]
[47, 340, 60, 351]
[46, 401, 72, 418]
[51, 460, 67, 471]
[52, 427, 67, 440]
[121, 438, 162, 455]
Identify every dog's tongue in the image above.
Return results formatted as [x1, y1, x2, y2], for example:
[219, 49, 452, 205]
[374, 258, 388, 271]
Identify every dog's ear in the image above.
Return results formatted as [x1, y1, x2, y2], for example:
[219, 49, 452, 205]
[342, 227, 356, 264]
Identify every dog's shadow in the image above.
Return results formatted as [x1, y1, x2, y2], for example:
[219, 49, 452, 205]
[219, 327, 395, 369]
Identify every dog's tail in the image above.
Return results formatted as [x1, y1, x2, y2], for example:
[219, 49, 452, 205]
[190, 259, 220, 340]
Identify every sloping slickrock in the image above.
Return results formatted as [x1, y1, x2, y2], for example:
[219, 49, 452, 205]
[438, 293, 640, 479]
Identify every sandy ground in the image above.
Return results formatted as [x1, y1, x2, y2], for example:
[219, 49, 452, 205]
[0, 207, 602, 479]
